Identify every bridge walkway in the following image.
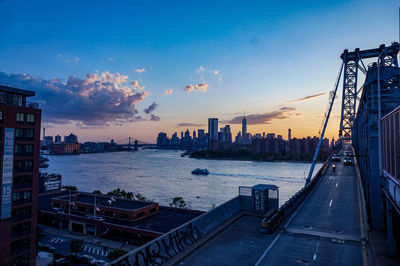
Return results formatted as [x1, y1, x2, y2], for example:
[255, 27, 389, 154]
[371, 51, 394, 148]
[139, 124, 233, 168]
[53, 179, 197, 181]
[176, 146, 368, 266]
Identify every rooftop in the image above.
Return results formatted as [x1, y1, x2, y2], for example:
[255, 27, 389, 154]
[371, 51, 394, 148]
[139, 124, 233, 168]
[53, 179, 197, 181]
[39, 191, 205, 234]
[57, 193, 155, 210]
[0, 84, 35, 97]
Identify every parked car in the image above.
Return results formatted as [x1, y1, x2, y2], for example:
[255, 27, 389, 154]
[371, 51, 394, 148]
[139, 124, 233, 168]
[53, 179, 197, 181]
[343, 156, 353, 165]
[332, 154, 340, 162]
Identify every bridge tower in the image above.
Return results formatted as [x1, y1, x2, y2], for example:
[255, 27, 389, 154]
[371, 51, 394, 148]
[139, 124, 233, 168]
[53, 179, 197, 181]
[339, 44, 399, 140]
[339, 49, 359, 140]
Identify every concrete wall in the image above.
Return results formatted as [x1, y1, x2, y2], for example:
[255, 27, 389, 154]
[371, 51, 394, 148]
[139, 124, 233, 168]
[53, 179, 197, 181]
[110, 195, 252, 266]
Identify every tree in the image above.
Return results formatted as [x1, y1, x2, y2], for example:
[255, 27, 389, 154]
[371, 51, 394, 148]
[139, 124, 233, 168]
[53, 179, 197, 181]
[169, 197, 187, 208]
[92, 190, 102, 194]
[135, 193, 146, 201]
[70, 239, 83, 254]
[62, 185, 78, 191]
[107, 248, 128, 261]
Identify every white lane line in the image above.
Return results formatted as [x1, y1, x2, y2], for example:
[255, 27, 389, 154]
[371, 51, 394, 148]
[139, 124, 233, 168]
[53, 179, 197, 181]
[336, 182, 338, 187]
[254, 234, 282, 266]
[83, 245, 88, 252]
[97, 249, 100, 255]
[329, 199, 333, 207]
[313, 241, 321, 261]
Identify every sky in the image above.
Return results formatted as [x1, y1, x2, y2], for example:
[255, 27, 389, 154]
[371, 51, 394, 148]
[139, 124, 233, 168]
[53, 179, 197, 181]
[0, 0, 399, 143]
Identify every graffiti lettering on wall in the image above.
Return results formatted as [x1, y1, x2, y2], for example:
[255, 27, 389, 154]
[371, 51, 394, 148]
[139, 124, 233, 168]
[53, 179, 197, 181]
[115, 223, 202, 266]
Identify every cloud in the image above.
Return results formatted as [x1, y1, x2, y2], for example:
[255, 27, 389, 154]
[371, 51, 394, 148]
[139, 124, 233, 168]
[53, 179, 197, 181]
[195, 66, 205, 74]
[144, 101, 158, 114]
[222, 106, 296, 125]
[0, 71, 151, 126]
[177, 123, 205, 127]
[150, 114, 160, 121]
[65, 57, 80, 63]
[183, 83, 208, 93]
[130, 80, 145, 90]
[57, 54, 62, 58]
[287, 92, 327, 103]
[211, 70, 220, 75]
[108, 58, 113, 61]
[135, 68, 146, 73]
[163, 89, 173, 95]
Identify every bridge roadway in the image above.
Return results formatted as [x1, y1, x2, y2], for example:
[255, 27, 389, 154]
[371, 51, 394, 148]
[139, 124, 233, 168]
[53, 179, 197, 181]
[176, 146, 368, 266]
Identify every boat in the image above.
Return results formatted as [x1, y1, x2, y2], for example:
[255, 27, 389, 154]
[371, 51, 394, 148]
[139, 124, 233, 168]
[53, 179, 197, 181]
[191, 168, 209, 175]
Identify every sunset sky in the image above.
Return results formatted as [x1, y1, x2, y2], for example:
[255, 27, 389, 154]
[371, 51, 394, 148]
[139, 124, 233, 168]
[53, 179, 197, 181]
[0, 0, 398, 143]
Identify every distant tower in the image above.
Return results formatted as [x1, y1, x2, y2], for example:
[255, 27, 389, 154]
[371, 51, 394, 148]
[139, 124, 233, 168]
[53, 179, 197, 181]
[288, 128, 291, 142]
[208, 118, 218, 149]
[242, 114, 247, 141]
[43, 127, 46, 140]
[193, 129, 196, 139]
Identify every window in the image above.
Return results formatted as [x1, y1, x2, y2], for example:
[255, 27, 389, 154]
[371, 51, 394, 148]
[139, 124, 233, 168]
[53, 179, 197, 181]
[26, 114, 34, 123]
[23, 191, 31, 200]
[25, 160, 33, 170]
[15, 144, 23, 154]
[26, 129, 34, 139]
[12, 192, 20, 201]
[25, 144, 33, 154]
[15, 128, 24, 138]
[0, 111, 2, 121]
[16, 113, 24, 122]
[119, 213, 129, 219]
[16, 95, 23, 107]
[0, 92, 5, 104]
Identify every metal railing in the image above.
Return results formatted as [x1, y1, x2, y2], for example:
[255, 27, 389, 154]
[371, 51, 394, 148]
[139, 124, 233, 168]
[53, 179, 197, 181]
[25, 102, 38, 109]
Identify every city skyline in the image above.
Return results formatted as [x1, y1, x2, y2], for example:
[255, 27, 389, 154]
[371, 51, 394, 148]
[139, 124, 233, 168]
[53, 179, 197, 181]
[0, 0, 399, 143]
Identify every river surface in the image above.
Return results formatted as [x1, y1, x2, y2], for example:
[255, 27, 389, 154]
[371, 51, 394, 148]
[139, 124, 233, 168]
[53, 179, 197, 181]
[44, 149, 322, 211]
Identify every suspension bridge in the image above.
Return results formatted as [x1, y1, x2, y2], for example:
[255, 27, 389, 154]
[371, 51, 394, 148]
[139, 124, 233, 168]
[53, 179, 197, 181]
[111, 43, 400, 265]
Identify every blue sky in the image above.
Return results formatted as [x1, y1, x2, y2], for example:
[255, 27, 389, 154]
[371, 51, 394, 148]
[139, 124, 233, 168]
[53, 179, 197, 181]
[0, 0, 399, 142]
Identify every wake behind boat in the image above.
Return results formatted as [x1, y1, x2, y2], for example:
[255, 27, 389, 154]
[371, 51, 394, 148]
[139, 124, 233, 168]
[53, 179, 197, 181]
[191, 168, 209, 175]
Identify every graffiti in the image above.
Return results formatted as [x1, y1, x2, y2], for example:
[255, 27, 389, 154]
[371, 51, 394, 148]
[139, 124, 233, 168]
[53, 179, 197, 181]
[115, 223, 202, 266]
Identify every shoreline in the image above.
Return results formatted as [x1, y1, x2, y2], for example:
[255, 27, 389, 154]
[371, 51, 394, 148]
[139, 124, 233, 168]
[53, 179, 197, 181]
[189, 156, 323, 164]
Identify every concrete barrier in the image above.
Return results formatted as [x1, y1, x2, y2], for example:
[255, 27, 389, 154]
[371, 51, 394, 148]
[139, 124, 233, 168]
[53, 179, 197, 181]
[109, 195, 252, 266]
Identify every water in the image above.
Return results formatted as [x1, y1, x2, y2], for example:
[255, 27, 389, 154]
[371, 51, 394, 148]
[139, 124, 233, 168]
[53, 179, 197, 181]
[44, 149, 322, 211]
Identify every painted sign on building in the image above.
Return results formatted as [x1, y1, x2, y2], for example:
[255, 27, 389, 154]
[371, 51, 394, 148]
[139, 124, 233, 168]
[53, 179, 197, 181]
[1, 128, 14, 219]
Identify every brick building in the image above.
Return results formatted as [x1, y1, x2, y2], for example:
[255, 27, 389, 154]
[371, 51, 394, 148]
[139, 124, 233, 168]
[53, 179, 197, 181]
[0, 85, 41, 265]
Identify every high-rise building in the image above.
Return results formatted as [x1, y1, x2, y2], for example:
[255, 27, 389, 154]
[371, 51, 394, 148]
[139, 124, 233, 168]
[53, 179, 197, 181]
[0, 85, 41, 265]
[64, 133, 78, 143]
[54, 134, 61, 143]
[288, 128, 291, 142]
[242, 115, 247, 141]
[208, 118, 218, 149]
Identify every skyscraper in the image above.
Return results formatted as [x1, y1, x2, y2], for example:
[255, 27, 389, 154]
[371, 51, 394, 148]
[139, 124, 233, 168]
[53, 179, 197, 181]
[208, 118, 218, 149]
[0, 85, 41, 265]
[288, 128, 292, 142]
[242, 114, 247, 141]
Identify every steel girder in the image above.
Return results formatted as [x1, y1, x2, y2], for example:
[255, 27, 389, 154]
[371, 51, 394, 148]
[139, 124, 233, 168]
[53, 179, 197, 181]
[340, 57, 358, 139]
[339, 43, 399, 139]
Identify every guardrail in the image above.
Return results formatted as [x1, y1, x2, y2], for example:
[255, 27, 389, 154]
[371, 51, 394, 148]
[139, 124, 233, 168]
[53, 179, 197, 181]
[260, 155, 332, 233]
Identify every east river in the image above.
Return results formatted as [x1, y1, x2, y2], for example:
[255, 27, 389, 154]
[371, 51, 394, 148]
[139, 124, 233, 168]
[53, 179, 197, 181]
[44, 149, 322, 211]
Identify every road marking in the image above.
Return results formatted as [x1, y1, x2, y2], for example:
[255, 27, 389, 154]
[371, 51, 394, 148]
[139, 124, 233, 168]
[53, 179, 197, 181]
[313, 241, 320, 261]
[84, 245, 88, 252]
[254, 234, 282, 266]
[284, 228, 362, 242]
[329, 199, 333, 207]
[336, 182, 338, 187]
[97, 249, 100, 255]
